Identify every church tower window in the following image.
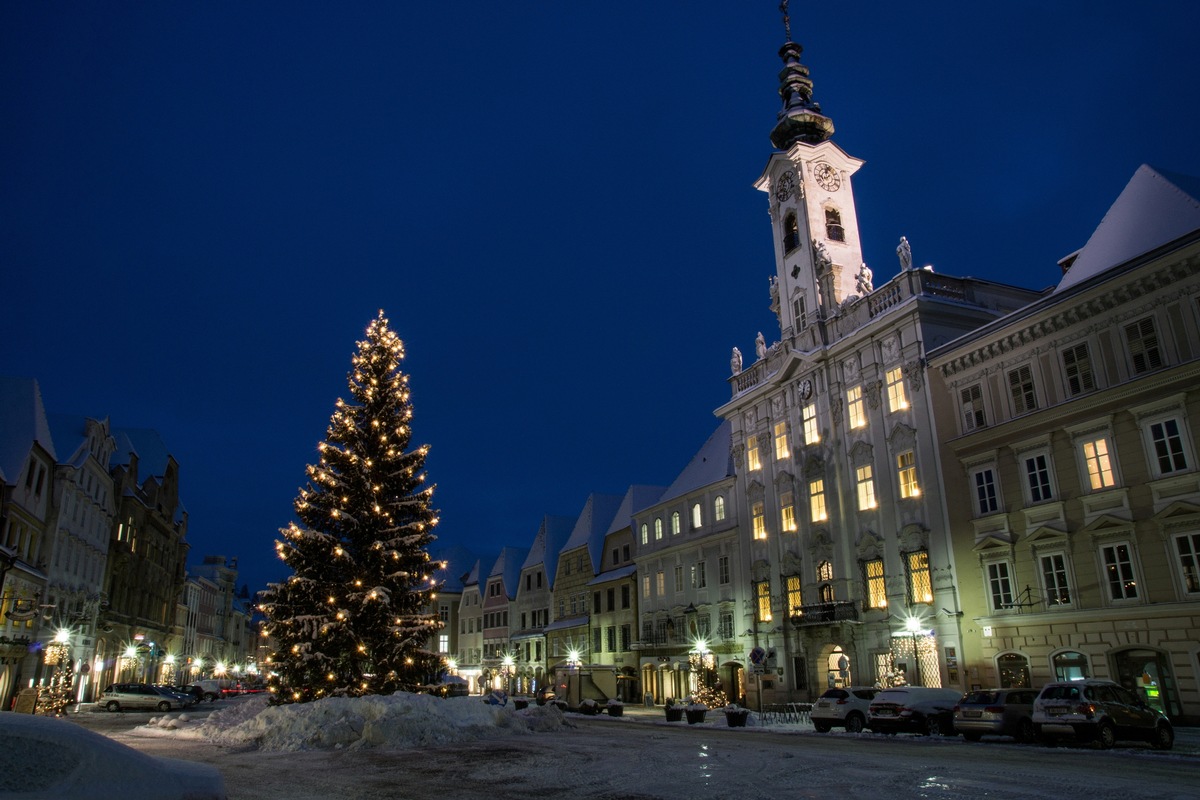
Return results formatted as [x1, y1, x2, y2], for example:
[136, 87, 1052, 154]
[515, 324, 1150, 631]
[783, 212, 800, 252]
[825, 207, 845, 242]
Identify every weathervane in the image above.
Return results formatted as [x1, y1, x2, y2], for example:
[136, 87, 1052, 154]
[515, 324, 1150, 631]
[779, 0, 792, 41]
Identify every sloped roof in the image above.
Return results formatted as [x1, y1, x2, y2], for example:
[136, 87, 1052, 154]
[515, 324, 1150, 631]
[606, 484, 667, 535]
[1056, 165, 1200, 293]
[488, 546, 530, 600]
[561, 493, 624, 573]
[111, 427, 173, 477]
[658, 420, 734, 506]
[46, 414, 90, 468]
[520, 514, 576, 581]
[0, 376, 56, 483]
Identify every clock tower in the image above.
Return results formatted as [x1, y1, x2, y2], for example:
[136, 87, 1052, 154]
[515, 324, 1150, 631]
[754, 28, 867, 338]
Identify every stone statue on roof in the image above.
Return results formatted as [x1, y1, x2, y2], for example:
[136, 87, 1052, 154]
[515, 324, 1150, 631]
[897, 236, 912, 270]
[755, 332, 767, 360]
[731, 347, 743, 376]
[855, 262, 874, 295]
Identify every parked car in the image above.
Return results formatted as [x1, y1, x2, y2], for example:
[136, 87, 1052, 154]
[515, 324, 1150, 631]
[1031, 679, 1173, 750]
[867, 687, 964, 735]
[98, 683, 186, 712]
[811, 687, 878, 733]
[953, 687, 1037, 742]
[156, 684, 200, 707]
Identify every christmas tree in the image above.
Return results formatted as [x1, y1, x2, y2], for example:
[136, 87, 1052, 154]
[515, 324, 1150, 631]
[259, 310, 444, 704]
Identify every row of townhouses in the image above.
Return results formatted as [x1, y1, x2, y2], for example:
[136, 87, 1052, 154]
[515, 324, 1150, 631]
[427, 33, 1200, 724]
[0, 382, 256, 710]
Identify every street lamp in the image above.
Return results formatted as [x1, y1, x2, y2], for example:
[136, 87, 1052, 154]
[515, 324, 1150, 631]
[566, 648, 582, 708]
[501, 653, 515, 695]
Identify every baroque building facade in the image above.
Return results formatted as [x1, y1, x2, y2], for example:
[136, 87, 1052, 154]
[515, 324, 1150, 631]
[927, 165, 1200, 723]
[714, 34, 1041, 704]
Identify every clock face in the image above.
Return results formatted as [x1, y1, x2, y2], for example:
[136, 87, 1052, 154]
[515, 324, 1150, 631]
[799, 378, 813, 400]
[813, 162, 841, 192]
[774, 171, 796, 202]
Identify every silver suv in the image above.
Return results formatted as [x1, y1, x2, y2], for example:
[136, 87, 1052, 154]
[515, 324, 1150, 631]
[811, 687, 878, 733]
[98, 683, 185, 712]
[1031, 679, 1173, 750]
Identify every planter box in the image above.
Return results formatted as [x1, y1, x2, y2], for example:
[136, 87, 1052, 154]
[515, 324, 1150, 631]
[607, 704, 624, 717]
[725, 710, 749, 728]
[665, 707, 684, 722]
[685, 709, 707, 725]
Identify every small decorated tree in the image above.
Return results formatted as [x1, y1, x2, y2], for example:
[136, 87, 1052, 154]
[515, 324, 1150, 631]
[259, 311, 444, 704]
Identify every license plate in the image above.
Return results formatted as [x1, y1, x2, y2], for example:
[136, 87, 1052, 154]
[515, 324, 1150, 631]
[1047, 707, 1064, 716]
[963, 710, 981, 718]
[876, 708, 896, 716]
[817, 701, 830, 709]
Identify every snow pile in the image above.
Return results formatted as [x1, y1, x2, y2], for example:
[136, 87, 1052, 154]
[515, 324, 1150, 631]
[136, 692, 567, 752]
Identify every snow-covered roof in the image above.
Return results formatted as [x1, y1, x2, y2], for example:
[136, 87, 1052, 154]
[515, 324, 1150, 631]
[0, 376, 56, 483]
[544, 615, 588, 633]
[520, 515, 576, 583]
[111, 426, 174, 477]
[587, 563, 638, 585]
[46, 414, 90, 468]
[488, 546, 529, 600]
[656, 420, 734, 506]
[1056, 164, 1200, 293]
[560, 493, 624, 573]
[606, 484, 666, 535]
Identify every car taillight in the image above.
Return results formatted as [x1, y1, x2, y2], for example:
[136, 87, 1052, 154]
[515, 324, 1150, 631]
[1074, 703, 1095, 718]
[836, 698, 848, 705]
[984, 706, 1004, 713]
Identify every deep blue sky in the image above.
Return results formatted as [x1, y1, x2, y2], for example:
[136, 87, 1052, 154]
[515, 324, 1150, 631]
[3, 2, 1198, 594]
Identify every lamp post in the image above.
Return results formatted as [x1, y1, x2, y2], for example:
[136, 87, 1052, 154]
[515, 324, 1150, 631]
[566, 648, 581, 708]
[501, 653, 514, 695]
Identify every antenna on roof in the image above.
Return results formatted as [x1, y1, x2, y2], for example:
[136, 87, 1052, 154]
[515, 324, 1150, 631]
[779, 0, 792, 42]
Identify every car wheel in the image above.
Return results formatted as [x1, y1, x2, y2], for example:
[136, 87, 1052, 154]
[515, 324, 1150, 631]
[925, 716, 945, 736]
[962, 732, 982, 742]
[157, 701, 172, 712]
[1151, 723, 1174, 751]
[845, 712, 865, 733]
[105, 701, 120, 712]
[205, 693, 217, 702]
[813, 721, 832, 733]
[1095, 721, 1116, 750]
[1016, 718, 1035, 744]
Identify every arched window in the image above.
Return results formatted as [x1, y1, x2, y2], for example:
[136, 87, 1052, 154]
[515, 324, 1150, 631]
[640, 523, 648, 545]
[1052, 650, 1090, 682]
[691, 503, 702, 528]
[997, 652, 1031, 688]
[670, 511, 681, 535]
[713, 496, 725, 521]
[654, 518, 663, 540]
[783, 213, 800, 252]
[825, 207, 845, 242]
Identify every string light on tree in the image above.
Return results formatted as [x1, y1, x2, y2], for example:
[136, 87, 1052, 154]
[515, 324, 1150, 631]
[258, 310, 444, 704]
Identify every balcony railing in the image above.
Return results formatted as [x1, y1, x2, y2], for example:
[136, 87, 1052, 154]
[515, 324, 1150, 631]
[789, 601, 860, 627]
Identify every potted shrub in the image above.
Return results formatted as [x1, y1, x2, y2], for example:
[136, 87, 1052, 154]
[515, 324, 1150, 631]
[724, 703, 750, 727]
[607, 699, 625, 717]
[664, 699, 685, 722]
[685, 698, 708, 725]
[579, 698, 601, 716]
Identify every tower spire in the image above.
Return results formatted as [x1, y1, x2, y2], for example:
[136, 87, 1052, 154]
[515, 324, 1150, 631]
[770, 2, 834, 149]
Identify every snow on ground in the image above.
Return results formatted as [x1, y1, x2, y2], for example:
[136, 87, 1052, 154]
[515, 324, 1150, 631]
[131, 692, 567, 751]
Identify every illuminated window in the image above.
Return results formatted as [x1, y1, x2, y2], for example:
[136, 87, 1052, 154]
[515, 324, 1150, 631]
[692, 502, 703, 528]
[755, 581, 772, 622]
[642, 575, 650, 599]
[779, 490, 796, 532]
[640, 523, 648, 545]
[774, 421, 790, 461]
[809, 479, 827, 522]
[886, 367, 908, 412]
[438, 634, 449, 653]
[856, 465, 876, 510]
[656, 570, 665, 597]
[713, 496, 725, 521]
[752, 501, 766, 540]
[863, 558, 887, 609]
[670, 511, 680, 535]
[654, 518, 663, 540]
[1174, 533, 1200, 594]
[847, 386, 866, 429]
[906, 550, 932, 604]
[1041, 553, 1072, 606]
[786, 575, 803, 615]
[1082, 437, 1116, 490]
[897, 451, 919, 498]
[747, 435, 762, 471]
[802, 402, 819, 444]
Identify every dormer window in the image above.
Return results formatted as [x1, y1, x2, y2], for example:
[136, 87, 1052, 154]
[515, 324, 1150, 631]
[783, 212, 800, 252]
[825, 208, 845, 242]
